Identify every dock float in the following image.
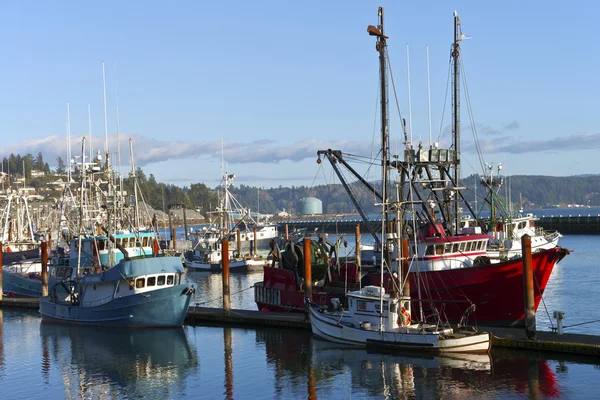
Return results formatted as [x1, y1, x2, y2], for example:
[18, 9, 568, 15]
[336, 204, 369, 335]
[1, 298, 599, 356]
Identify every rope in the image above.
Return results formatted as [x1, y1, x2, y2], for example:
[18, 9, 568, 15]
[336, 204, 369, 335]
[533, 267, 555, 330]
[193, 284, 255, 306]
[564, 319, 600, 329]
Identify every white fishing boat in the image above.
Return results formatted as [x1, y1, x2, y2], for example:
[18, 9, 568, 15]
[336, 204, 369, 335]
[309, 8, 490, 353]
[185, 171, 275, 272]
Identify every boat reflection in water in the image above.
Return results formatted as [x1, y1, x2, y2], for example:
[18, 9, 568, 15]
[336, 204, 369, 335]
[40, 322, 199, 398]
[255, 328, 564, 399]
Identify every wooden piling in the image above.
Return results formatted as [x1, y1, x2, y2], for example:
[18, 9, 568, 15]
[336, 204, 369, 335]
[303, 238, 312, 301]
[355, 224, 361, 267]
[285, 224, 289, 240]
[224, 326, 234, 400]
[222, 240, 231, 313]
[522, 234, 536, 340]
[236, 229, 241, 255]
[401, 237, 410, 297]
[0, 242, 3, 301]
[252, 226, 257, 255]
[182, 207, 189, 240]
[41, 241, 48, 297]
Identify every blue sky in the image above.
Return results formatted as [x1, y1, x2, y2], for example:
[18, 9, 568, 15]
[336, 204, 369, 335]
[1, 1, 599, 188]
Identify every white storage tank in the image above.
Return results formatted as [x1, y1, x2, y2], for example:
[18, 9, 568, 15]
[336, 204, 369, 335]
[297, 197, 323, 215]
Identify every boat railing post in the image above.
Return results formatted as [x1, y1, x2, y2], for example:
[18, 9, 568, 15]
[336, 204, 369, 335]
[222, 239, 231, 314]
[303, 238, 312, 319]
[522, 234, 536, 339]
[41, 241, 48, 297]
[0, 242, 3, 301]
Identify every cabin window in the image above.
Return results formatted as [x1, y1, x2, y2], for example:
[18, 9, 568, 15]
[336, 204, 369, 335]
[157, 275, 166, 286]
[147, 277, 156, 287]
[459, 242, 466, 252]
[357, 300, 367, 311]
[167, 275, 174, 285]
[444, 243, 452, 253]
[128, 279, 135, 290]
[519, 222, 526, 229]
[435, 245, 444, 255]
[452, 243, 459, 253]
[142, 237, 149, 247]
[478, 241, 484, 250]
[425, 245, 434, 255]
[136, 278, 145, 289]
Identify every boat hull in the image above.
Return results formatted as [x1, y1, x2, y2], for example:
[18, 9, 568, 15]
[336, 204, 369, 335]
[257, 247, 569, 326]
[405, 246, 569, 327]
[39, 284, 195, 328]
[309, 303, 490, 354]
[2, 261, 42, 297]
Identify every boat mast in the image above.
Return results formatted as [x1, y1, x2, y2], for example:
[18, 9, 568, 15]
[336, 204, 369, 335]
[368, 6, 389, 330]
[451, 11, 461, 234]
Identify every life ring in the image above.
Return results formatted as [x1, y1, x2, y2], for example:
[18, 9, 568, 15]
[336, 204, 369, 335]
[397, 306, 411, 326]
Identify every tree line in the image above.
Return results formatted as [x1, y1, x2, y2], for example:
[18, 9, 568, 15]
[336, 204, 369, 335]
[4, 151, 600, 217]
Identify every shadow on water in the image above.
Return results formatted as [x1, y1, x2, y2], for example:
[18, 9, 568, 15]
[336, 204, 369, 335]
[252, 327, 600, 399]
[39, 322, 199, 398]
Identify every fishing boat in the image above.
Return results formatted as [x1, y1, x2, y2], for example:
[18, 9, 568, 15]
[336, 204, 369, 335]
[39, 138, 196, 327]
[475, 167, 562, 260]
[258, 9, 570, 328]
[309, 8, 490, 353]
[185, 171, 276, 272]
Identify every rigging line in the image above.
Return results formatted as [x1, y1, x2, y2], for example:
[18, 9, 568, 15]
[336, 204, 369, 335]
[370, 69, 381, 170]
[437, 57, 453, 144]
[460, 60, 486, 173]
[384, 47, 405, 138]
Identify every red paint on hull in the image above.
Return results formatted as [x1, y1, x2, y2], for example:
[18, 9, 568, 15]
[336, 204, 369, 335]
[256, 247, 569, 326]
[407, 247, 569, 326]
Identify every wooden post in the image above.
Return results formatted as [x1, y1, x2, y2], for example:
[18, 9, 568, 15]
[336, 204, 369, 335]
[401, 237, 410, 298]
[355, 224, 361, 267]
[172, 228, 177, 251]
[236, 229, 241, 256]
[41, 241, 48, 297]
[522, 234, 536, 339]
[224, 327, 234, 400]
[252, 226, 257, 255]
[182, 207, 189, 240]
[303, 238, 312, 301]
[0, 242, 3, 301]
[222, 240, 231, 313]
[285, 224, 289, 240]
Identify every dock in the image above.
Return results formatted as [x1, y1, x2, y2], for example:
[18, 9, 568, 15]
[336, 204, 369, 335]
[2, 297, 599, 356]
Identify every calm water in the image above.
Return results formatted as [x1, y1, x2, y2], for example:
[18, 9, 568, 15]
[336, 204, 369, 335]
[1, 235, 599, 399]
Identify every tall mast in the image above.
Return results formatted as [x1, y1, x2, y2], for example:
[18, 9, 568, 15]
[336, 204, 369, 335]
[451, 11, 461, 233]
[368, 6, 389, 330]
[368, 7, 389, 232]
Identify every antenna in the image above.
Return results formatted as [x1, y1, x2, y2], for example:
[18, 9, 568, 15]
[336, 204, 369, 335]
[102, 61, 109, 167]
[88, 103, 93, 164]
[115, 62, 122, 187]
[427, 45, 432, 146]
[406, 44, 414, 144]
[67, 102, 71, 182]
